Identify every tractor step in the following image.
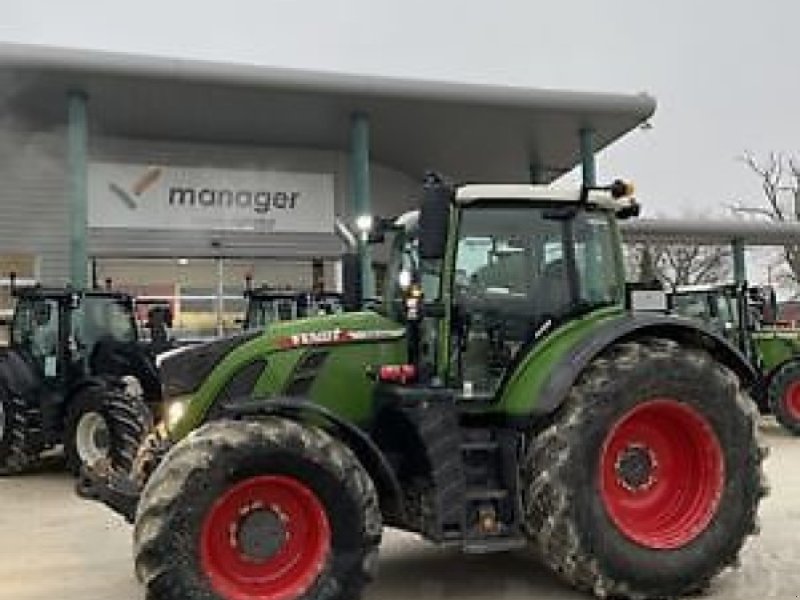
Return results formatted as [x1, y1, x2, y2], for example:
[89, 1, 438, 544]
[463, 535, 528, 554]
[465, 487, 509, 500]
[461, 440, 500, 452]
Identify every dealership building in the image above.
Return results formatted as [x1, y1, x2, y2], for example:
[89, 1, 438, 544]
[0, 42, 654, 337]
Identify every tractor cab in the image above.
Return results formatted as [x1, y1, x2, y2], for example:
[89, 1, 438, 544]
[668, 283, 745, 344]
[667, 282, 780, 366]
[242, 288, 345, 331]
[379, 177, 637, 396]
[10, 288, 138, 384]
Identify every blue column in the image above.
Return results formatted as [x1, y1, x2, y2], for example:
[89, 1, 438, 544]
[68, 90, 89, 289]
[732, 238, 747, 285]
[579, 127, 596, 187]
[350, 112, 373, 298]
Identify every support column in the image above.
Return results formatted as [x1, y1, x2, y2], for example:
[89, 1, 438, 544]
[579, 127, 596, 187]
[350, 112, 374, 299]
[67, 90, 89, 289]
[732, 238, 747, 285]
[529, 162, 545, 184]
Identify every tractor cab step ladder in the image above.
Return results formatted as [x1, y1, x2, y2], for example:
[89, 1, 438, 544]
[378, 383, 527, 552]
[458, 429, 527, 553]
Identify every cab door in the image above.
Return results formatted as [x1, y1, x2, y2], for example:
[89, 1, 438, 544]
[11, 297, 68, 384]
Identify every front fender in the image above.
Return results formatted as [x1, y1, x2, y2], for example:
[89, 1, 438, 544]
[221, 397, 405, 523]
[498, 311, 756, 420]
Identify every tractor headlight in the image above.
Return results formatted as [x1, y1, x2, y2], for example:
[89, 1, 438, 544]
[166, 400, 187, 431]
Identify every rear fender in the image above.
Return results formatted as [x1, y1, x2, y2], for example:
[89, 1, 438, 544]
[505, 313, 756, 421]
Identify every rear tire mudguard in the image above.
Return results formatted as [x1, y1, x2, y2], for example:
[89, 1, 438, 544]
[533, 313, 757, 418]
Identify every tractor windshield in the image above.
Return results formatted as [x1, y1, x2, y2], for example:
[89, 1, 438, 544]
[454, 206, 622, 318]
[76, 296, 138, 350]
[452, 204, 623, 393]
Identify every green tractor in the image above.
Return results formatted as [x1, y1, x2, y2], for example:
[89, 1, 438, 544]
[84, 177, 766, 600]
[669, 282, 800, 434]
[0, 285, 159, 475]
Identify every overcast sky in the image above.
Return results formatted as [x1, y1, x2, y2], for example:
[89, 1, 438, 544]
[1, 0, 798, 219]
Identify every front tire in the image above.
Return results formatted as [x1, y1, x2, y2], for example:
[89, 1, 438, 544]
[523, 338, 767, 599]
[64, 383, 152, 476]
[767, 360, 800, 435]
[134, 418, 382, 600]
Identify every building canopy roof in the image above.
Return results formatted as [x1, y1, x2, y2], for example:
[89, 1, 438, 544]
[621, 219, 800, 246]
[0, 42, 655, 183]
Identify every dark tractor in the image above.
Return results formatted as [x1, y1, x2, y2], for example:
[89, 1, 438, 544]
[243, 288, 345, 331]
[84, 177, 766, 600]
[669, 282, 800, 434]
[0, 287, 158, 475]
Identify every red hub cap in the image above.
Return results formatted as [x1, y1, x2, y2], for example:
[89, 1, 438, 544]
[200, 475, 331, 600]
[782, 381, 800, 421]
[599, 399, 725, 550]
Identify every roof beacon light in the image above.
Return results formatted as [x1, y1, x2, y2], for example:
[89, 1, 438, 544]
[610, 179, 635, 199]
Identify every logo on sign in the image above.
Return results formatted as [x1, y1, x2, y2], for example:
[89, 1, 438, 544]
[108, 166, 163, 210]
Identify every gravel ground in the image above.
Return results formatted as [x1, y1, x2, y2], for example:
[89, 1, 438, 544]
[0, 419, 798, 600]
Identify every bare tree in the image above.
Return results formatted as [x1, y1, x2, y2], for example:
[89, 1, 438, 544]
[732, 151, 800, 284]
[625, 242, 732, 291]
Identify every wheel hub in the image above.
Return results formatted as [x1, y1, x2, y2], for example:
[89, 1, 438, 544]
[75, 412, 111, 466]
[615, 444, 657, 491]
[233, 505, 288, 562]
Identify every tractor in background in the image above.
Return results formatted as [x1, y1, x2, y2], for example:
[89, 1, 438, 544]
[669, 282, 800, 433]
[242, 287, 344, 331]
[82, 177, 765, 600]
[0, 285, 158, 475]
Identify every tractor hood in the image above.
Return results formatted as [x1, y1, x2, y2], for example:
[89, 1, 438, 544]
[159, 330, 263, 397]
[160, 311, 404, 399]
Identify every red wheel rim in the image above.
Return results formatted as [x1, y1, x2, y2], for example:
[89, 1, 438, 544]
[783, 381, 800, 421]
[200, 475, 331, 600]
[599, 399, 725, 550]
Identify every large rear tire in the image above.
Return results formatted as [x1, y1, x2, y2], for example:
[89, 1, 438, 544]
[767, 360, 800, 435]
[523, 338, 767, 599]
[64, 382, 152, 476]
[0, 383, 42, 475]
[134, 418, 382, 600]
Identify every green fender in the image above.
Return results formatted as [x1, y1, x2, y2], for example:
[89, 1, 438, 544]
[495, 309, 757, 420]
[753, 330, 800, 375]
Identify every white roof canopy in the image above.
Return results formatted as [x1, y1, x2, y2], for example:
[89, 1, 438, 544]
[0, 42, 656, 183]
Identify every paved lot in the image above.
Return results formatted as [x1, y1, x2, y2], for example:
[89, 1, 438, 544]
[1, 420, 798, 600]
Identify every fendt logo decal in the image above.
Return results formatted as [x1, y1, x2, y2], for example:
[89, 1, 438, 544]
[278, 329, 404, 349]
[108, 166, 163, 210]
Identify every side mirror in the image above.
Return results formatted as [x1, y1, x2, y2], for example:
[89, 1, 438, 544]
[418, 174, 452, 260]
[341, 253, 363, 312]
